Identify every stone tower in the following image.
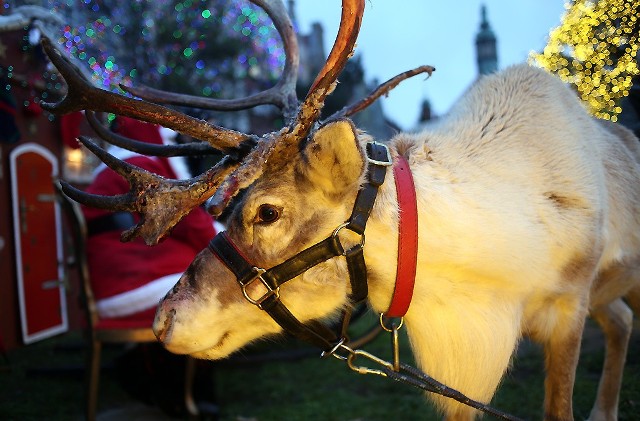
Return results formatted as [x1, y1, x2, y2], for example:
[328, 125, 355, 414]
[475, 5, 498, 75]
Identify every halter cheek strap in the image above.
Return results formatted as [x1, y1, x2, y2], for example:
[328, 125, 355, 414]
[207, 141, 421, 350]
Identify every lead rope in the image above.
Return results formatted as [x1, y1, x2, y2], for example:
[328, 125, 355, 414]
[324, 318, 526, 421]
[383, 363, 526, 421]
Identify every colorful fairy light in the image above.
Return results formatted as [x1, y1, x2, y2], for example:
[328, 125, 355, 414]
[531, 0, 639, 122]
[5, 0, 286, 98]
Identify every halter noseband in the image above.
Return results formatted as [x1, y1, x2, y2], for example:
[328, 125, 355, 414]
[208, 141, 392, 351]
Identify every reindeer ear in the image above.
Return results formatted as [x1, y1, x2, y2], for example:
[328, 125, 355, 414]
[300, 120, 364, 194]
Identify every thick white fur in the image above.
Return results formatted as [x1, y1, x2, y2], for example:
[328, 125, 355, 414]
[154, 65, 640, 421]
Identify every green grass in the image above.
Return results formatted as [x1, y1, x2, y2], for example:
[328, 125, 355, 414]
[1, 313, 639, 421]
[0, 333, 131, 420]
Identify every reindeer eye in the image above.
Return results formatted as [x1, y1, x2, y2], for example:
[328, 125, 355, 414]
[256, 204, 281, 224]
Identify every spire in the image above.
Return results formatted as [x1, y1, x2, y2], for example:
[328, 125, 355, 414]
[475, 4, 498, 75]
[419, 98, 432, 123]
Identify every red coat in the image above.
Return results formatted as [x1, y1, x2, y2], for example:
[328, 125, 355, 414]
[83, 117, 216, 320]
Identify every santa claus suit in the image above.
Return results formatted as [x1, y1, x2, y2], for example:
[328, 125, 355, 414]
[83, 117, 217, 321]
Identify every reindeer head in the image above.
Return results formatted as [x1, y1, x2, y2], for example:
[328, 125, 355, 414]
[43, 0, 432, 359]
[157, 119, 377, 358]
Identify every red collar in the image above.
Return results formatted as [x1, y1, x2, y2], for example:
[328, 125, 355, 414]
[384, 155, 418, 318]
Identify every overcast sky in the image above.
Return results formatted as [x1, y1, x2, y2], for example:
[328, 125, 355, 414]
[295, 1, 568, 131]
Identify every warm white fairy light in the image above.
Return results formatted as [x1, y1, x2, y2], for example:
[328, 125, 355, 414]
[531, 0, 639, 121]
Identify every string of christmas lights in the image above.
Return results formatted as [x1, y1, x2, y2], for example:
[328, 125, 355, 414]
[531, 0, 639, 121]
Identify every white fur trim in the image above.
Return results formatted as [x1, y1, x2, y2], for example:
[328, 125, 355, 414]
[159, 127, 178, 144]
[167, 155, 191, 180]
[213, 220, 226, 233]
[93, 145, 192, 180]
[95, 273, 181, 318]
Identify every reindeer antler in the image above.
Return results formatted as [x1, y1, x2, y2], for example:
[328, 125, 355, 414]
[41, 1, 302, 244]
[48, 0, 433, 243]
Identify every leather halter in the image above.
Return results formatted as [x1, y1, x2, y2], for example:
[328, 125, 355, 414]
[208, 141, 396, 351]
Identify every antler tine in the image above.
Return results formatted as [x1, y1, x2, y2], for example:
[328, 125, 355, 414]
[330, 65, 436, 120]
[296, 0, 365, 130]
[60, 180, 134, 212]
[306, 0, 365, 97]
[206, 130, 280, 216]
[84, 111, 227, 157]
[121, 0, 300, 120]
[72, 135, 241, 244]
[77, 135, 149, 180]
[40, 37, 257, 152]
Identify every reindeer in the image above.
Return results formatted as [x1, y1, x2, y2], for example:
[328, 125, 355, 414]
[41, 0, 640, 420]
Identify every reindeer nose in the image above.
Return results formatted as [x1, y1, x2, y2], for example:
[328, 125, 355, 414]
[153, 307, 176, 344]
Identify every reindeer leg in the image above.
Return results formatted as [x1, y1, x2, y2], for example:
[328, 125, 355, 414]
[542, 302, 588, 421]
[624, 285, 640, 315]
[587, 298, 633, 421]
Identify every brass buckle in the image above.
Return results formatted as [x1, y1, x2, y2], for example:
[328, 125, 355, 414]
[241, 267, 280, 309]
[366, 141, 393, 167]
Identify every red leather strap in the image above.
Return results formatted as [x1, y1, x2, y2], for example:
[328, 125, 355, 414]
[384, 155, 418, 318]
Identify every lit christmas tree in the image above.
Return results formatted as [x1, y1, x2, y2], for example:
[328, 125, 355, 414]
[531, 0, 639, 121]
